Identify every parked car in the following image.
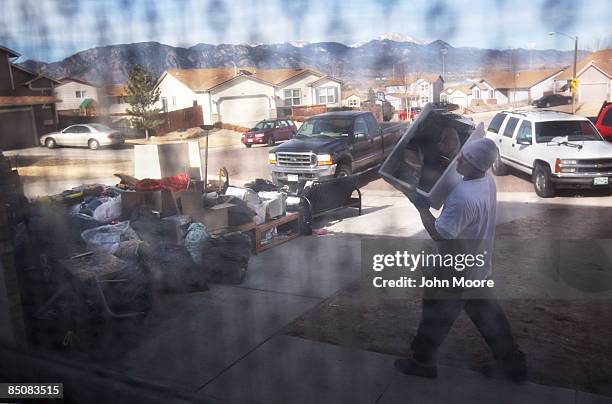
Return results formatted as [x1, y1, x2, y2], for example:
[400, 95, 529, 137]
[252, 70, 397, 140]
[268, 111, 408, 190]
[409, 107, 422, 120]
[532, 94, 572, 108]
[40, 124, 125, 150]
[241, 118, 297, 148]
[592, 101, 612, 140]
[486, 110, 612, 197]
[430, 101, 460, 112]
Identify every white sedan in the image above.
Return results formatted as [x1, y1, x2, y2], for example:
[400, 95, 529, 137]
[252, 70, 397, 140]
[40, 124, 125, 150]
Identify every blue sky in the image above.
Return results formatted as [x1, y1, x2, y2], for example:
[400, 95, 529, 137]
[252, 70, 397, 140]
[1, 0, 610, 62]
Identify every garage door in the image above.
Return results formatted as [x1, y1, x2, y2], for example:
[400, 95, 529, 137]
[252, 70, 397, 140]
[450, 96, 466, 108]
[218, 96, 271, 127]
[580, 83, 608, 104]
[0, 108, 37, 150]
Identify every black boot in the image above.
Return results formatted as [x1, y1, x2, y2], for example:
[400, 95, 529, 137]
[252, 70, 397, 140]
[394, 357, 438, 378]
[482, 349, 527, 383]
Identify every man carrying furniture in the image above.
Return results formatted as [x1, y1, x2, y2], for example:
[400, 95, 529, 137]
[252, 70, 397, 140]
[396, 137, 527, 382]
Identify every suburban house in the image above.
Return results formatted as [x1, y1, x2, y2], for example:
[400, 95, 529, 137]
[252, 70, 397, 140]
[0, 45, 60, 150]
[341, 90, 362, 108]
[155, 67, 342, 127]
[554, 48, 612, 104]
[472, 68, 563, 105]
[440, 84, 473, 108]
[384, 74, 444, 110]
[54, 77, 100, 116]
[101, 84, 130, 117]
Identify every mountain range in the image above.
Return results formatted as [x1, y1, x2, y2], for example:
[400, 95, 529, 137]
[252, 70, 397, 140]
[18, 38, 581, 85]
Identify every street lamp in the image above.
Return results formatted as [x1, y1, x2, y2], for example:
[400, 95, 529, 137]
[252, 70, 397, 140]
[440, 48, 448, 77]
[549, 31, 578, 114]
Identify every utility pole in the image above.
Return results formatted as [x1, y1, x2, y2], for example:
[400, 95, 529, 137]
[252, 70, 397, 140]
[549, 32, 579, 114]
[441, 48, 448, 77]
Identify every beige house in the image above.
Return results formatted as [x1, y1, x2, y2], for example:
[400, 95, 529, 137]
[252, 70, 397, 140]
[155, 67, 342, 127]
[54, 77, 100, 115]
[472, 68, 563, 105]
[384, 74, 444, 109]
[101, 84, 130, 116]
[554, 49, 612, 104]
[440, 84, 474, 108]
[341, 90, 362, 108]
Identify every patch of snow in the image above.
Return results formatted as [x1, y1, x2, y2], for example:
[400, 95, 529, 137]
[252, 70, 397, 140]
[349, 33, 426, 47]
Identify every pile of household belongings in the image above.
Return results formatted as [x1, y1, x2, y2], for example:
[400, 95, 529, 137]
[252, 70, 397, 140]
[22, 173, 259, 335]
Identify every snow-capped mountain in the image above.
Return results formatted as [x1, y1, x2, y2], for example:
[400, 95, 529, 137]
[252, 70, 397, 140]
[350, 33, 426, 48]
[19, 38, 577, 84]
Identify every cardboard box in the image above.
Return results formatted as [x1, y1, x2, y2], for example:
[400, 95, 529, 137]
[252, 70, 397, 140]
[121, 190, 178, 218]
[379, 104, 485, 209]
[173, 190, 234, 231]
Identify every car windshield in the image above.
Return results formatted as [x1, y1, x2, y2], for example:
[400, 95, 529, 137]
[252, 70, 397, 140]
[535, 120, 603, 143]
[253, 121, 275, 130]
[295, 118, 353, 138]
[89, 124, 113, 132]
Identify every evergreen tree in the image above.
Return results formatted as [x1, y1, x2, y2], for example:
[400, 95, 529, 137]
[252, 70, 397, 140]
[368, 88, 376, 103]
[125, 65, 164, 140]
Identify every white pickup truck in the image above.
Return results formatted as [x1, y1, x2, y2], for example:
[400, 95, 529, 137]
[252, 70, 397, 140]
[485, 110, 612, 197]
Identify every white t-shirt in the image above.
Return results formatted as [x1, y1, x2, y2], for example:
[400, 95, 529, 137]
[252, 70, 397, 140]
[434, 173, 496, 279]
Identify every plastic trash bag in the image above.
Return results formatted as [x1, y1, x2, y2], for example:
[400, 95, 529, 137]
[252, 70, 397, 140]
[92, 196, 122, 223]
[184, 222, 209, 264]
[81, 221, 139, 254]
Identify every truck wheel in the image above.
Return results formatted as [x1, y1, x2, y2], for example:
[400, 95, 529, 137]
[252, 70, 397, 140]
[491, 154, 508, 176]
[545, 102, 551, 108]
[533, 163, 555, 198]
[335, 163, 352, 177]
[245, 144, 252, 148]
[267, 136, 275, 146]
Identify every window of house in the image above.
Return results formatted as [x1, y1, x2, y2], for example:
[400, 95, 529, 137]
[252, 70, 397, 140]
[162, 97, 168, 112]
[421, 96, 429, 104]
[172, 96, 177, 107]
[75, 90, 87, 98]
[317, 87, 336, 104]
[193, 100, 198, 106]
[475, 88, 481, 99]
[348, 98, 358, 107]
[284, 89, 301, 106]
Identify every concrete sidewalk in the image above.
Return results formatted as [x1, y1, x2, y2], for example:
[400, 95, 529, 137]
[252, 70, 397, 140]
[107, 228, 612, 403]
[201, 334, 606, 404]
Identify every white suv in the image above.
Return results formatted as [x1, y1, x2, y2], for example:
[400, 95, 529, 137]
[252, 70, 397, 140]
[485, 110, 612, 197]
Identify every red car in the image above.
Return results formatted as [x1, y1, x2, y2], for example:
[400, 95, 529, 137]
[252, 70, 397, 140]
[241, 119, 297, 148]
[593, 101, 612, 140]
[409, 107, 422, 120]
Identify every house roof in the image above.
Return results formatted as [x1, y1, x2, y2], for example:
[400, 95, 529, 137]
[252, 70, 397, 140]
[161, 67, 333, 91]
[385, 74, 443, 87]
[482, 68, 562, 90]
[10, 64, 62, 84]
[444, 84, 473, 95]
[57, 77, 99, 87]
[103, 84, 128, 96]
[0, 95, 59, 106]
[0, 45, 20, 58]
[555, 49, 612, 80]
[341, 90, 361, 99]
